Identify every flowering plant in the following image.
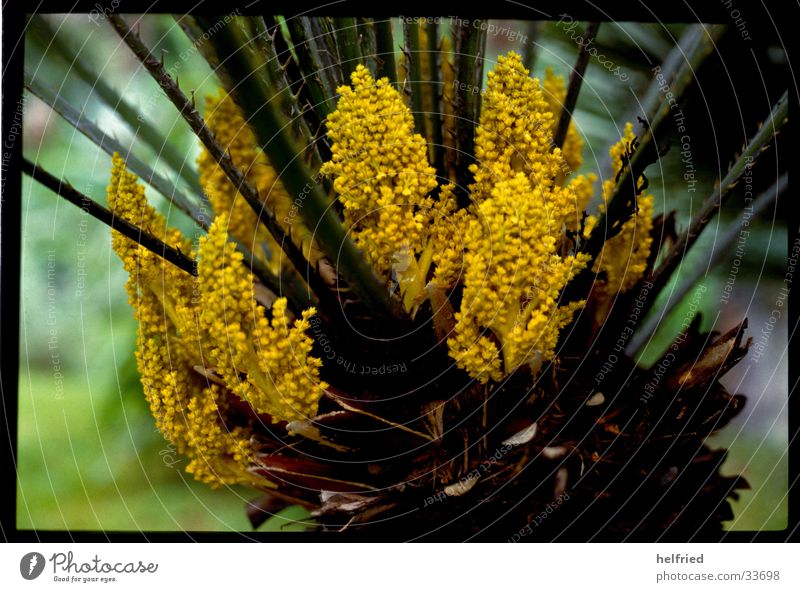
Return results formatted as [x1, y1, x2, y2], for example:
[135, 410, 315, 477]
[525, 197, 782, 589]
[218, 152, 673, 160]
[22, 14, 786, 538]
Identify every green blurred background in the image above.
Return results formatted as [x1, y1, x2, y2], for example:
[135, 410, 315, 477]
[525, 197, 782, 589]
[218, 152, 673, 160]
[17, 15, 788, 532]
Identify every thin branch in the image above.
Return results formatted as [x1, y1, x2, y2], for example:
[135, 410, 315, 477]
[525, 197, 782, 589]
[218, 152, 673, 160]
[24, 69, 207, 228]
[597, 25, 725, 191]
[108, 14, 314, 296]
[23, 158, 197, 276]
[28, 15, 203, 196]
[193, 15, 405, 321]
[628, 172, 787, 356]
[646, 92, 788, 308]
[553, 22, 599, 151]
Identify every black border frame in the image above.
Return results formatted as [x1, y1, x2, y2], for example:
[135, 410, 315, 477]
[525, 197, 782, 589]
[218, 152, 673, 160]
[1, 0, 797, 543]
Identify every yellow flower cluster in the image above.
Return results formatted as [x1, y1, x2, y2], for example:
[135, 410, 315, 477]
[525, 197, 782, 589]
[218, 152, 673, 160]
[448, 173, 590, 382]
[199, 92, 322, 271]
[469, 53, 561, 204]
[322, 65, 438, 303]
[197, 214, 327, 423]
[109, 154, 326, 485]
[444, 54, 595, 382]
[108, 153, 254, 486]
[589, 122, 655, 294]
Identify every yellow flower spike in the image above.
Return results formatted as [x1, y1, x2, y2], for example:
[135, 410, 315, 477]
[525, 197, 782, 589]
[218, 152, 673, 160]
[197, 214, 327, 423]
[108, 154, 263, 488]
[321, 65, 438, 293]
[448, 172, 590, 381]
[470, 52, 563, 204]
[590, 123, 655, 295]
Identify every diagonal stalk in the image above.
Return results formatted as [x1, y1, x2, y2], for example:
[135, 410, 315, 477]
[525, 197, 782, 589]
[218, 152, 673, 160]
[250, 16, 323, 168]
[195, 16, 405, 321]
[28, 15, 203, 196]
[627, 172, 787, 356]
[305, 16, 344, 94]
[645, 92, 788, 312]
[374, 18, 397, 84]
[597, 24, 725, 189]
[285, 17, 336, 120]
[23, 158, 197, 276]
[553, 22, 600, 151]
[263, 16, 333, 165]
[23, 157, 312, 312]
[108, 14, 317, 299]
[24, 69, 207, 227]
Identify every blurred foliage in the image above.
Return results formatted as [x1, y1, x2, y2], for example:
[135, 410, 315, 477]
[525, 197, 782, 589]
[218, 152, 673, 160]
[18, 14, 787, 532]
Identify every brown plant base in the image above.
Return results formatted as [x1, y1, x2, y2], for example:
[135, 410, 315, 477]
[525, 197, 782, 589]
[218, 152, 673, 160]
[245, 316, 750, 541]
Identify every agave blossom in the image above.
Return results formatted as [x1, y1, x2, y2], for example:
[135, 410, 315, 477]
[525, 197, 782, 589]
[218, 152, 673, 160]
[22, 15, 787, 538]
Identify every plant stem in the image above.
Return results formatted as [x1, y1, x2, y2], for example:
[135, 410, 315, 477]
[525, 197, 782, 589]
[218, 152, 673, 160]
[28, 15, 202, 196]
[646, 92, 788, 310]
[426, 22, 445, 179]
[553, 22, 599, 151]
[403, 21, 427, 138]
[628, 172, 787, 357]
[108, 14, 316, 295]
[23, 69, 207, 228]
[522, 21, 543, 72]
[333, 18, 362, 80]
[201, 16, 405, 321]
[286, 17, 336, 119]
[374, 18, 397, 83]
[453, 19, 487, 207]
[23, 158, 198, 276]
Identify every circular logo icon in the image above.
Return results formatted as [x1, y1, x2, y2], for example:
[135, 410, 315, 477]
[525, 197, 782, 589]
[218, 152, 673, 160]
[20, 552, 46, 580]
